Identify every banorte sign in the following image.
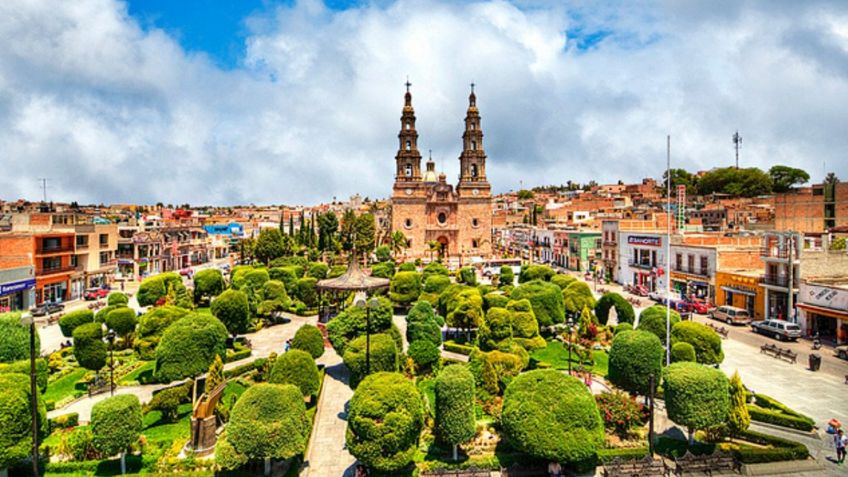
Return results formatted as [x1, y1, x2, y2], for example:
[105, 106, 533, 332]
[627, 236, 661, 247]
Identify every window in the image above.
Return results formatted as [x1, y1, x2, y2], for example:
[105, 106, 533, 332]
[100, 252, 110, 266]
[471, 218, 479, 228]
[438, 212, 447, 224]
[76, 235, 88, 247]
[42, 257, 61, 271]
[407, 239, 412, 248]
[404, 218, 412, 229]
[700, 256, 708, 274]
[42, 237, 61, 251]
[472, 239, 479, 248]
[405, 122, 410, 130]
[687, 254, 694, 271]
[405, 140, 411, 151]
[471, 164, 478, 177]
[70, 255, 78, 267]
[99, 234, 108, 246]
[471, 140, 477, 151]
[405, 164, 412, 177]
[675, 253, 682, 270]
[470, 122, 475, 130]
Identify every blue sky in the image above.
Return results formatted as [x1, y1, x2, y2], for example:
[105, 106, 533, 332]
[1, 0, 846, 205]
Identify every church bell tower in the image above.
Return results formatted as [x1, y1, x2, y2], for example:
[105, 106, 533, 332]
[457, 83, 491, 198]
[394, 80, 422, 183]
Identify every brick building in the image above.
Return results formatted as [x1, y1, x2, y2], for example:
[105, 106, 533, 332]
[773, 180, 847, 234]
[391, 84, 493, 266]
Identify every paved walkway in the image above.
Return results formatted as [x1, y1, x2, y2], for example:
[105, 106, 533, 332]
[301, 352, 356, 477]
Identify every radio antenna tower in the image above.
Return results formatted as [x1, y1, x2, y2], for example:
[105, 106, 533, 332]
[732, 131, 742, 169]
[38, 178, 49, 202]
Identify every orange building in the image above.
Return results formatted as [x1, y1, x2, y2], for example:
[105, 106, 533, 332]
[715, 270, 765, 321]
[0, 232, 76, 305]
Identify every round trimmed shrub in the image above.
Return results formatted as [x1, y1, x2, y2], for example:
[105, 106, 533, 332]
[370, 261, 395, 279]
[343, 333, 399, 388]
[211, 289, 250, 337]
[90, 394, 142, 460]
[95, 305, 117, 323]
[506, 299, 540, 339]
[326, 297, 393, 356]
[423, 274, 451, 295]
[293, 277, 318, 307]
[671, 342, 696, 363]
[346, 372, 424, 472]
[389, 271, 422, 305]
[134, 305, 190, 359]
[502, 369, 603, 463]
[193, 269, 225, 303]
[269, 267, 297, 292]
[243, 268, 270, 290]
[608, 330, 663, 395]
[477, 307, 512, 351]
[457, 267, 477, 286]
[499, 265, 515, 287]
[307, 262, 329, 280]
[408, 340, 440, 370]
[107, 292, 129, 307]
[291, 324, 325, 359]
[423, 262, 449, 281]
[663, 362, 730, 439]
[614, 322, 633, 335]
[59, 309, 94, 338]
[671, 321, 724, 365]
[483, 292, 509, 310]
[510, 280, 564, 327]
[269, 350, 320, 397]
[227, 383, 310, 462]
[154, 313, 227, 382]
[551, 274, 576, 290]
[137, 272, 186, 307]
[563, 281, 596, 316]
[0, 373, 46, 470]
[0, 312, 40, 363]
[73, 322, 106, 371]
[637, 305, 681, 345]
[105, 307, 137, 338]
[405, 301, 442, 347]
[435, 365, 475, 455]
[594, 292, 635, 325]
[518, 264, 555, 283]
[398, 262, 417, 272]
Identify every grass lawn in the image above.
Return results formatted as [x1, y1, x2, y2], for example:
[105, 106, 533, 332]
[119, 361, 155, 385]
[44, 368, 89, 404]
[195, 307, 212, 315]
[529, 341, 609, 377]
[142, 402, 193, 444]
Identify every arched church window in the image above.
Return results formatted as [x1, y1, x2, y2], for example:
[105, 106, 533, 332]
[472, 239, 479, 248]
[471, 164, 478, 177]
[406, 140, 411, 151]
[405, 164, 412, 177]
[404, 218, 412, 228]
[438, 212, 447, 224]
[471, 140, 477, 151]
[405, 122, 411, 130]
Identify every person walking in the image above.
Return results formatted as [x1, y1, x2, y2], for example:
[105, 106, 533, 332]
[547, 461, 562, 477]
[836, 429, 846, 465]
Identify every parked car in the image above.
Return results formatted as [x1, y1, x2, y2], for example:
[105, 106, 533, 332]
[751, 319, 802, 341]
[30, 302, 65, 317]
[708, 305, 752, 325]
[179, 268, 193, 276]
[84, 287, 109, 300]
[685, 299, 713, 314]
[835, 344, 848, 361]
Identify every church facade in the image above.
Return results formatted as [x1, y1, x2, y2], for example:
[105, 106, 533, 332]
[390, 84, 493, 264]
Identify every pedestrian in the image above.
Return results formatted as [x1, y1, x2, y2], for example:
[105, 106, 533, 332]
[284, 339, 291, 353]
[836, 429, 846, 465]
[547, 461, 562, 477]
[120, 280, 125, 292]
[355, 464, 367, 477]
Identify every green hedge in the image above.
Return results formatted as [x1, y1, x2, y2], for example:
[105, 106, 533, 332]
[510, 280, 564, 327]
[443, 341, 474, 356]
[343, 333, 399, 389]
[225, 346, 252, 363]
[732, 429, 810, 463]
[269, 349, 320, 397]
[753, 394, 815, 423]
[59, 309, 95, 338]
[291, 324, 325, 359]
[223, 358, 265, 379]
[746, 405, 814, 431]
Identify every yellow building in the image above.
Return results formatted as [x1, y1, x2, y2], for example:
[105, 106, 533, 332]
[715, 270, 765, 321]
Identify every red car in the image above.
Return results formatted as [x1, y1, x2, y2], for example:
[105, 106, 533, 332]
[84, 288, 109, 300]
[686, 300, 713, 314]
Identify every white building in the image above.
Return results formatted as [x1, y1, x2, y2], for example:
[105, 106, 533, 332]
[618, 231, 671, 293]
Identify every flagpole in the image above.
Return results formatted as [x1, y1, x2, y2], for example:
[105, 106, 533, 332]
[666, 135, 672, 366]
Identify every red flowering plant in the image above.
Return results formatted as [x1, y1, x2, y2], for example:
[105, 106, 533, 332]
[595, 390, 648, 437]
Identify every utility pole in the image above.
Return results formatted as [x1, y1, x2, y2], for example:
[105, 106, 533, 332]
[665, 135, 672, 366]
[732, 131, 742, 169]
[787, 232, 795, 321]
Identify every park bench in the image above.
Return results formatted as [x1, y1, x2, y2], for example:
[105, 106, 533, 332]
[760, 343, 779, 356]
[777, 348, 797, 363]
[421, 467, 491, 477]
[759, 344, 797, 363]
[673, 450, 739, 476]
[707, 323, 729, 339]
[499, 463, 548, 477]
[87, 379, 113, 398]
[602, 455, 667, 477]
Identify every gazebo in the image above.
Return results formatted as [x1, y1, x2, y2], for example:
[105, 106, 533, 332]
[316, 251, 389, 322]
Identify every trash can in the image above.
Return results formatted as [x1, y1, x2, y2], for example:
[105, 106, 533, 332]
[809, 353, 821, 371]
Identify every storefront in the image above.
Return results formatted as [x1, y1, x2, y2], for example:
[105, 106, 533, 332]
[670, 272, 712, 302]
[797, 281, 848, 345]
[618, 233, 668, 293]
[715, 270, 764, 321]
[0, 271, 36, 313]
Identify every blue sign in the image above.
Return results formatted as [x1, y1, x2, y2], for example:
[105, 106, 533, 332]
[0, 279, 36, 297]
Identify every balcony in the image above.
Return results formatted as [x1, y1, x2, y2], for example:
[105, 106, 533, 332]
[762, 275, 793, 288]
[673, 265, 711, 277]
[37, 265, 77, 277]
[628, 259, 655, 270]
[36, 244, 75, 255]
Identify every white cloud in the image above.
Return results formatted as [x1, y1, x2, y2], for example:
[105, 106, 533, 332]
[0, 0, 846, 205]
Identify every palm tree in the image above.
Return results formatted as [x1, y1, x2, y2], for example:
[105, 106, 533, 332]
[427, 240, 442, 262]
[390, 231, 407, 260]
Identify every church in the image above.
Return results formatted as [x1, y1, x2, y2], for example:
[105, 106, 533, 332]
[390, 82, 493, 265]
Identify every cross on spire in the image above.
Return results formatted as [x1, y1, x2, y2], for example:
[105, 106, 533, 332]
[405, 76, 411, 92]
[470, 81, 475, 93]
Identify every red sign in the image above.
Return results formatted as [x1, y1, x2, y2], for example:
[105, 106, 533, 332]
[627, 236, 661, 247]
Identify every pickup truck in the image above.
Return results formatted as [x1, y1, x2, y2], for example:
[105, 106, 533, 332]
[30, 302, 65, 317]
[751, 319, 802, 341]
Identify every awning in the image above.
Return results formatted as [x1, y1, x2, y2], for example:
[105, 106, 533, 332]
[721, 285, 756, 297]
[797, 303, 848, 320]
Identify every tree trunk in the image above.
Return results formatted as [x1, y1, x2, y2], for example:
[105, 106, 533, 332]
[453, 444, 458, 461]
[120, 452, 126, 475]
[264, 457, 272, 476]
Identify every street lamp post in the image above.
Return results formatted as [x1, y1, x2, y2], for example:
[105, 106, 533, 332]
[20, 313, 39, 477]
[565, 314, 575, 375]
[355, 298, 381, 376]
[106, 329, 116, 396]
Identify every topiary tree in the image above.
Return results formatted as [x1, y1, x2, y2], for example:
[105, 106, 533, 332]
[154, 314, 228, 383]
[727, 371, 750, 436]
[257, 279, 291, 318]
[193, 269, 225, 304]
[73, 322, 106, 371]
[435, 364, 476, 460]
[137, 272, 186, 307]
[370, 261, 395, 279]
[0, 312, 40, 363]
[550, 273, 576, 290]
[389, 271, 422, 306]
[457, 267, 477, 285]
[637, 305, 681, 345]
[498, 266, 515, 288]
[663, 362, 730, 444]
[211, 289, 251, 338]
[0, 373, 46, 475]
[95, 304, 117, 323]
[226, 383, 310, 475]
[506, 299, 545, 350]
[594, 292, 635, 325]
[510, 280, 564, 327]
[105, 307, 137, 343]
[293, 277, 318, 308]
[134, 305, 190, 359]
[398, 262, 417, 272]
[346, 372, 424, 472]
[518, 264, 555, 283]
[0, 358, 48, 393]
[405, 301, 442, 347]
[326, 297, 394, 356]
[608, 330, 663, 395]
[483, 292, 509, 310]
[306, 262, 329, 280]
[670, 342, 696, 363]
[206, 354, 225, 393]
[269, 350, 320, 397]
[107, 292, 129, 307]
[59, 309, 95, 338]
[91, 394, 142, 475]
[562, 281, 596, 316]
[447, 298, 484, 341]
[423, 262, 450, 281]
[614, 322, 633, 335]
[291, 324, 325, 359]
[407, 340, 440, 372]
[423, 274, 451, 294]
[343, 333, 399, 388]
[477, 307, 512, 351]
[269, 267, 297, 292]
[502, 369, 604, 464]
[671, 321, 724, 365]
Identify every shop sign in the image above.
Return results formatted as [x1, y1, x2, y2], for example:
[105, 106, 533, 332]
[800, 283, 848, 310]
[628, 236, 661, 247]
[0, 278, 36, 297]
